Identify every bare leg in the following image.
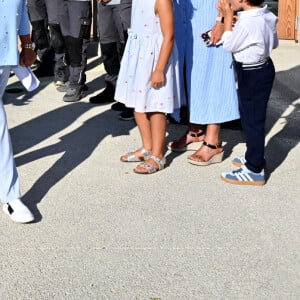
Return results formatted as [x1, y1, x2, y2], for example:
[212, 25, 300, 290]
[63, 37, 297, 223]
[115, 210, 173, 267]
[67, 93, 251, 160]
[188, 124, 223, 162]
[120, 111, 152, 161]
[149, 112, 166, 158]
[134, 111, 152, 151]
[134, 112, 167, 172]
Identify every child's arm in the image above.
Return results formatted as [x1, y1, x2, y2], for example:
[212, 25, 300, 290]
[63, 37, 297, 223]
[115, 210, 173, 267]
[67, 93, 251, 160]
[211, 4, 225, 46]
[217, 0, 233, 32]
[217, 0, 248, 53]
[151, 0, 174, 89]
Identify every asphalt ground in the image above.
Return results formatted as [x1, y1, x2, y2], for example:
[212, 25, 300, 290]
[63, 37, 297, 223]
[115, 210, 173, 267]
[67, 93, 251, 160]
[1, 40, 299, 299]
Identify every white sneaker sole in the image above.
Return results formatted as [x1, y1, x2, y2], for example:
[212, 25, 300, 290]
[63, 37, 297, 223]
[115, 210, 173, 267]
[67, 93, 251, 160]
[3, 204, 34, 223]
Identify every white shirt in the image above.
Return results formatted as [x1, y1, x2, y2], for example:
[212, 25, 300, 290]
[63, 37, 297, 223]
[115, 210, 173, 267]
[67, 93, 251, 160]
[221, 5, 278, 64]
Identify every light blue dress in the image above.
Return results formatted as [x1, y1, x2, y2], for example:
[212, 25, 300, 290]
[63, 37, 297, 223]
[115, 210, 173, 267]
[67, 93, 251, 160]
[173, 0, 240, 124]
[115, 0, 180, 114]
[0, 0, 29, 202]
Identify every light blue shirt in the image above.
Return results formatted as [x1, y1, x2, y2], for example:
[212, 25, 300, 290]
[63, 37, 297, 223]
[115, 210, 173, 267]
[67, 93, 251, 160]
[0, 0, 30, 67]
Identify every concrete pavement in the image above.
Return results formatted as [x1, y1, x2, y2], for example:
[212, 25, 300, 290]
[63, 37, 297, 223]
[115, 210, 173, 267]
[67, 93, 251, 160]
[1, 40, 299, 299]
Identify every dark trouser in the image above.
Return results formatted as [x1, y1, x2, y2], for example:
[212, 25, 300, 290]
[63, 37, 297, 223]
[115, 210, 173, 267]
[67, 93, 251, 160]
[59, 0, 91, 87]
[98, 3, 131, 44]
[27, 0, 49, 52]
[235, 58, 275, 173]
[27, 0, 65, 56]
[27, 0, 47, 21]
[98, 3, 131, 86]
[45, 0, 65, 55]
[100, 42, 120, 86]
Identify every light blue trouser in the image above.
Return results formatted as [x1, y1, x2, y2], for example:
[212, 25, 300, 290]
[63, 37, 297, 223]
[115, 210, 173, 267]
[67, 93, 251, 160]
[0, 66, 21, 203]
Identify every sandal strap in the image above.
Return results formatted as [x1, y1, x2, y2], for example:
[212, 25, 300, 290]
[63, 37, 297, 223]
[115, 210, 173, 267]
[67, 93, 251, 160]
[140, 147, 152, 158]
[136, 155, 166, 174]
[203, 141, 222, 150]
[124, 147, 151, 162]
[137, 162, 157, 174]
[188, 131, 205, 142]
[125, 152, 140, 162]
[150, 155, 166, 170]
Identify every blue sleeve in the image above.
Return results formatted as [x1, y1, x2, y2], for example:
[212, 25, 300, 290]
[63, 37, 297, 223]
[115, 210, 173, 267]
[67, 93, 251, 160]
[18, 0, 30, 35]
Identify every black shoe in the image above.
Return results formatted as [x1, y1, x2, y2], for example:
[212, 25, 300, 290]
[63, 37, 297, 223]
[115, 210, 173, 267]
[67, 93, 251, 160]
[63, 86, 85, 102]
[119, 108, 134, 121]
[89, 83, 115, 104]
[111, 102, 126, 111]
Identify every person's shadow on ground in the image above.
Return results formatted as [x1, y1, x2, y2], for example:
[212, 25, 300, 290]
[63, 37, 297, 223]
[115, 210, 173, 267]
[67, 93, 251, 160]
[165, 65, 300, 177]
[9, 101, 135, 223]
[264, 65, 300, 181]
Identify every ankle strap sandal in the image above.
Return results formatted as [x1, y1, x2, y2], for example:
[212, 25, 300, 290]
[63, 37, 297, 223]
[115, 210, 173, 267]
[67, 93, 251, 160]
[188, 131, 205, 142]
[187, 141, 224, 166]
[120, 147, 152, 162]
[202, 141, 223, 153]
[167, 130, 205, 152]
[134, 155, 166, 174]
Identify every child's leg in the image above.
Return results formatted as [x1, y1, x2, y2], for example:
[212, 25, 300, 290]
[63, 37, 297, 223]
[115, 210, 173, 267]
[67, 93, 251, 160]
[149, 112, 167, 159]
[237, 60, 275, 173]
[134, 111, 152, 151]
[120, 111, 152, 162]
[134, 112, 167, 173]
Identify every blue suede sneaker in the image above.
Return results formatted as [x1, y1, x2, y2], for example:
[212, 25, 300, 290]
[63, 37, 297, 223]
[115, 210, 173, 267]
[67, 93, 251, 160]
[221, 165, 265, 186]
[232, 156, 246, 167]
[232, 156, 267, 169]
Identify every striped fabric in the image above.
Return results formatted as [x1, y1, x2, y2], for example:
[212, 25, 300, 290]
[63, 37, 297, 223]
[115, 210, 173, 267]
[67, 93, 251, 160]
[174, 0, 240, 124]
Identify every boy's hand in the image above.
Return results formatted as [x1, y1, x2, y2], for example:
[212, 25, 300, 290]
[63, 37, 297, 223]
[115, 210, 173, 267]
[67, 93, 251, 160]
[151, 70, 165, 89]
[217, 0, 233, 17]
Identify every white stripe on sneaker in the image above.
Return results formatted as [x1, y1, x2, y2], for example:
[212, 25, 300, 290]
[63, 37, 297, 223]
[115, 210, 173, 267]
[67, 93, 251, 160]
[244, 173, 254, 181]
[236, 173, 253, 182]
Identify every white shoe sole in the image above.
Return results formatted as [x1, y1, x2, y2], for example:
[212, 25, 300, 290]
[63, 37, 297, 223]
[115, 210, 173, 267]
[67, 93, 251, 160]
[3, 204, 34, 223]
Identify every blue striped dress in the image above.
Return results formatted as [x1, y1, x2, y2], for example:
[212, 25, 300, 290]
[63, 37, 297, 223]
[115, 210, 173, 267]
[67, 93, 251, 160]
[173, 0, 240, 124]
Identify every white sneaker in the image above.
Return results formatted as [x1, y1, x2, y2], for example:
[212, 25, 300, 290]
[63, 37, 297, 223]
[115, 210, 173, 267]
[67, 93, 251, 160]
[3, 199, 34, 223]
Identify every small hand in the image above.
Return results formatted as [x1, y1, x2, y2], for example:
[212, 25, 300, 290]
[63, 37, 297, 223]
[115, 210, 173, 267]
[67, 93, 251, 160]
[151, 70, 165, 89]
[217, 0, 233, 17]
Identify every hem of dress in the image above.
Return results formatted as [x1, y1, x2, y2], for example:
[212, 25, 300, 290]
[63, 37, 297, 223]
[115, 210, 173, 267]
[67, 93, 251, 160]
[189, 116, 240, 125]
[114, 97, 175, 114]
